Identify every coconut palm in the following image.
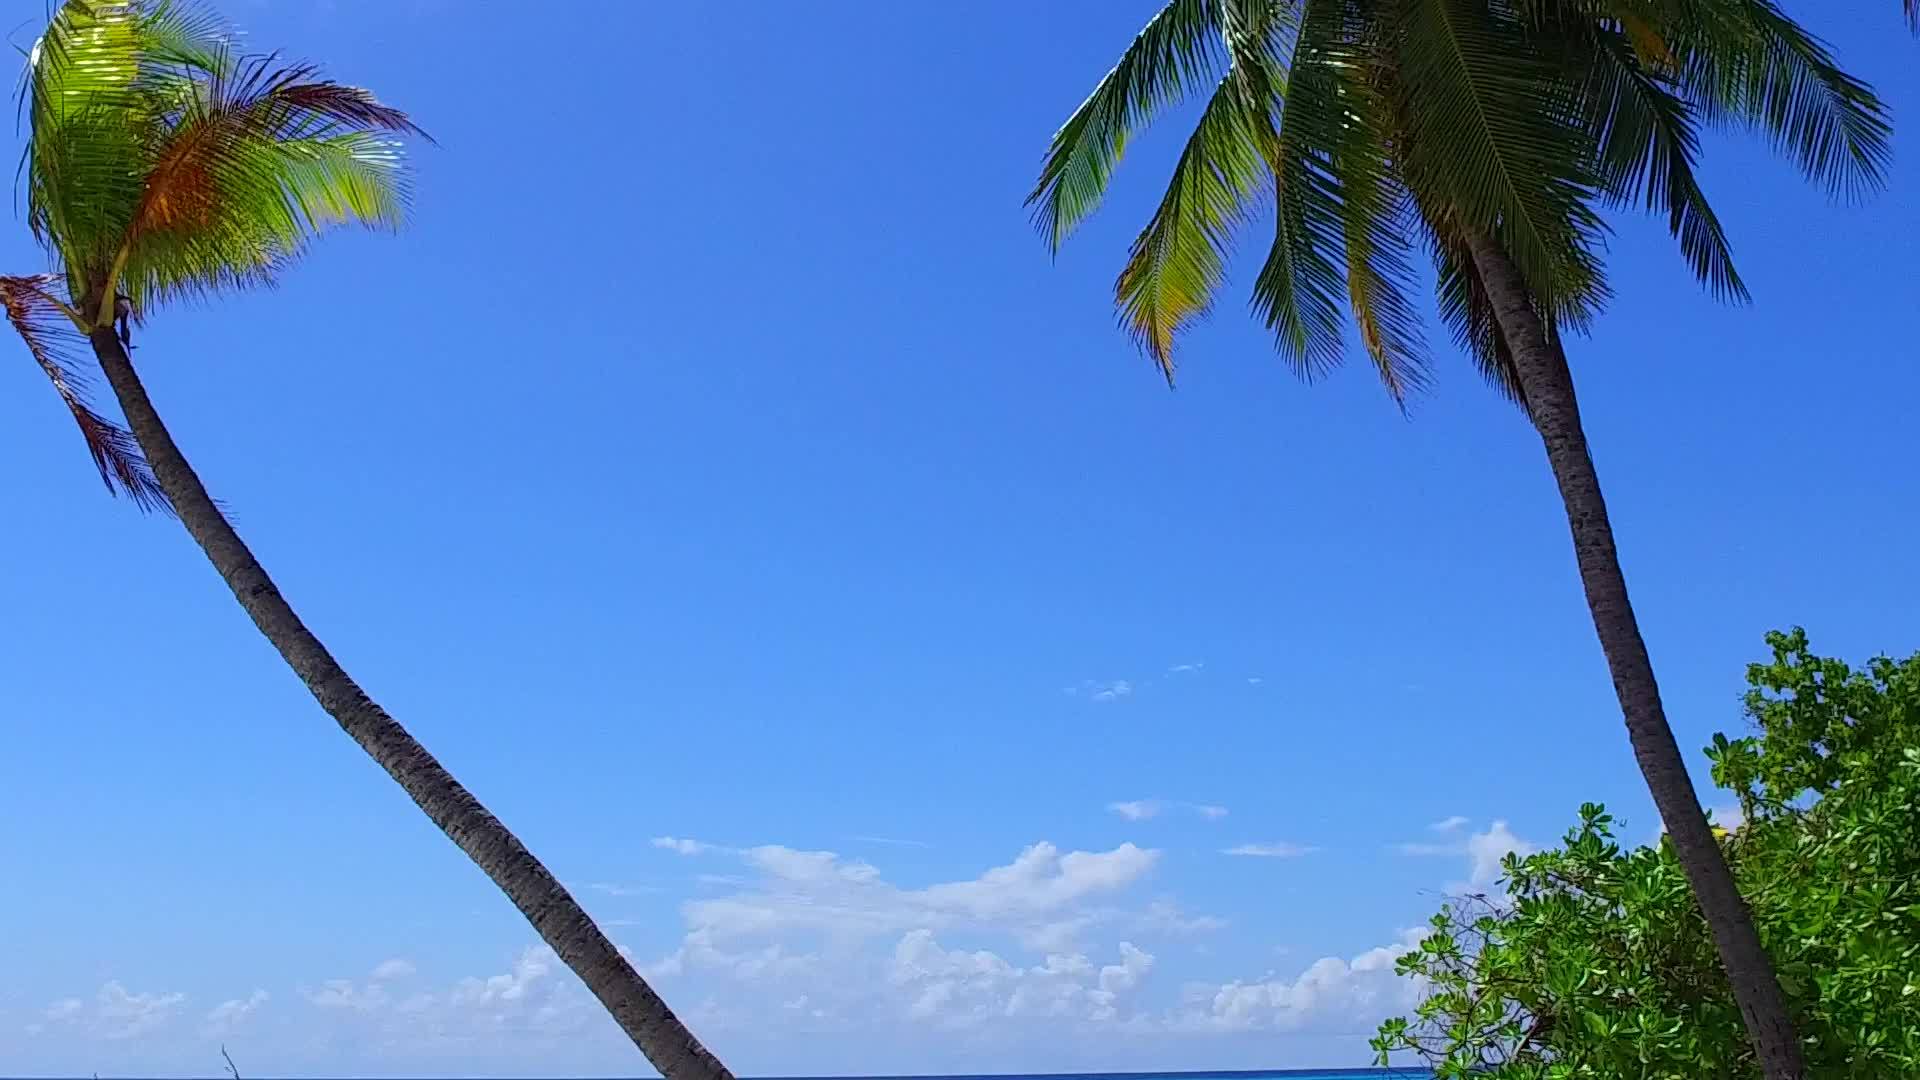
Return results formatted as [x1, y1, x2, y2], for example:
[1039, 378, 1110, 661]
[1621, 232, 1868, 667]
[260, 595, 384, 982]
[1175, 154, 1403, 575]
[1028, 1, 1887, 1076]
[6, 5, 729, 1077]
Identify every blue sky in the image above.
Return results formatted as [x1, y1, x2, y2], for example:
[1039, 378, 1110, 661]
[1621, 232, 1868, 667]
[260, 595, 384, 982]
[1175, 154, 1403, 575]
[2, 1, 1916, 1076]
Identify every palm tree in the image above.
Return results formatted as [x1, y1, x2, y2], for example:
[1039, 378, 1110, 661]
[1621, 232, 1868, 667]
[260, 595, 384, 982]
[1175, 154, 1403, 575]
[6, 5, 730, 1077]
[1028, 1, 1887, 1077]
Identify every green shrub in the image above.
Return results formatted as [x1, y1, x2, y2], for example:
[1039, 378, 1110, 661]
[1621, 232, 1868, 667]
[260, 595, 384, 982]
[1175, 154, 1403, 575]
[1372, 629, 1920, 1078]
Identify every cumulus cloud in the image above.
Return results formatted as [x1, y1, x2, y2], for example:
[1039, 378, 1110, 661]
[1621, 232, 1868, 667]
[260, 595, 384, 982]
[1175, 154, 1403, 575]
[1463, 820, 1536, 889]
[1428, 815, 1470, 833]
[1395, 819, 1537, 893]
[370, 958, 416, 982]
[1176, 927, 1427, 1032]
[1168, 662, 1205, 674]
[884, 930, 1157, 1028]
[653, 836, 718, 856]
[35, 982, 188, 1041]
[203, 990, 269, 1037]
[1222, 842, 1318, 858]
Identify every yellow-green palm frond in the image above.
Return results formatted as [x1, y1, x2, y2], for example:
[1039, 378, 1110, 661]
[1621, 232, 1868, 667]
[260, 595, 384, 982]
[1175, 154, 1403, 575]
[21, 0, 424, 319]
[115, 51, 424, 311]
[1111, 0, 1291, 382]
[1252, 0, 1428, 400]
[1026, 0, 1224, 252]
[23, 1, 229, 297]
[1113, 75, 1269, 382]
[0, 275, 169, 511]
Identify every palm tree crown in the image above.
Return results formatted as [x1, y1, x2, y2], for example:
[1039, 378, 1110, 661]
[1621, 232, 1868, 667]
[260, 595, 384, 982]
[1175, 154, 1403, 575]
[1028, 0, 1889, 399]
[8, 0, 423, 505]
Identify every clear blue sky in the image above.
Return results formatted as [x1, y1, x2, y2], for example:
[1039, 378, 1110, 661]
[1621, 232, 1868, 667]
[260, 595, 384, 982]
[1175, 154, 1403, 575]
[2, 1, 1915, 1075]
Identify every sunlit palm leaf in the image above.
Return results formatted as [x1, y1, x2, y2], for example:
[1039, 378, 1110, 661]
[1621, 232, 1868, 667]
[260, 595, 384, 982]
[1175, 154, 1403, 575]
[1110, 0, 1295, 381]
[113, 52, 422, 310]
[0, 275, 169, 510]
[1026, 0, 1223, 251]
[1113, 76, 1268, 381]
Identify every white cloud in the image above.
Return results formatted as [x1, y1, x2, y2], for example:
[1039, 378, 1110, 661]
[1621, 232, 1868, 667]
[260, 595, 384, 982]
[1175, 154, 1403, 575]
[646, 840, 1160, 986]
[1394, 819, 1537, 892]
[1464, 820, 1535, 889]
[1175, 927, 1427, 1033]
[883, 931, 1156, 1028]
[1108, 799, 1228, 822]
[1428, 815, 1470, 833]
[83, 981, 187, 1041]
[653, 836, 718, 856]
[203, 990, 269, 1037]
[370, 958, 416, 982]
[1222, 842, 1318, 858]
[1136, 899, 1228, 935]
[1097, 942, 1154, 993]
[1090, 680, 1133, 702]
[1246, 676, 1265, 685]
[1107, 799, 1163, 821]
[1168, 662, 1204, 674]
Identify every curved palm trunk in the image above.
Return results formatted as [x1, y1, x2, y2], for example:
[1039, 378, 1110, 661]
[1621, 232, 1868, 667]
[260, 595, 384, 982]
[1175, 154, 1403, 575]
[1462, 236, 1805, 1080]
[87, 329, 732, 1080]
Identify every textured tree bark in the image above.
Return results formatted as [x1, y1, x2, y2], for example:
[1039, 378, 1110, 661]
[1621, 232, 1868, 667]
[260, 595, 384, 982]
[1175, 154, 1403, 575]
[88, 329, 732, 1080]
[1461, 235, 1806, 1080]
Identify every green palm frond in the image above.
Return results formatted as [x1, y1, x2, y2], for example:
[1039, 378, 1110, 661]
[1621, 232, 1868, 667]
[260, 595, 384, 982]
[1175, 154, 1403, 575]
[1678, 0, 1891, 200]
[1110, 0, 1294, 381]
[1388, 0, 1608, 327]
[14, 0, 422, 510]
[1113, 75, 1269, 381]
[1428, 225, 1524, 407]
[1249, 0, 1355, 384]
[1572, 24, 1746, 302]
[1026, 0, 1224, 251]
[1315, 8, 1428, 401]
[0, 275, 169, 510]
[115, 52, 423, 310]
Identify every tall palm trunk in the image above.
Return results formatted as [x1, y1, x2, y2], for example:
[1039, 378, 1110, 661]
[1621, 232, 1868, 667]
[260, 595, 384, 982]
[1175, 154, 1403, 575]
[1462, 237, 1805, 1080]
[87, 329, 732, 1080]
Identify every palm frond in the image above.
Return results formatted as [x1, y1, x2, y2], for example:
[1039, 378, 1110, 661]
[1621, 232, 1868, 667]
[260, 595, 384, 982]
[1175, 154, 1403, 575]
[1113, 75, 1268, 381]
[115, 52, 422, 310]
[1680, 0, 1891, 201]
[1249, 0, 1354, 384]
[1315, 9, 1428, 403]
[1570, 22, 1746, 302]
[1026, 0, 1223, 251]
[1427, 224, 1525, 408]
[0, 274, 169, 511]
[1387, 0, 1609, 327]
[1109, 0, 1294, 381]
